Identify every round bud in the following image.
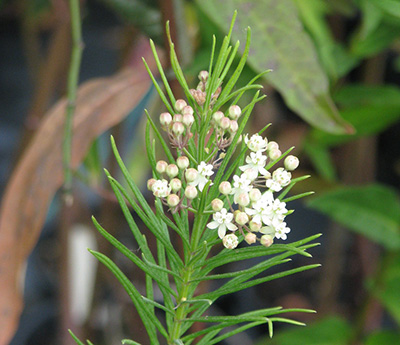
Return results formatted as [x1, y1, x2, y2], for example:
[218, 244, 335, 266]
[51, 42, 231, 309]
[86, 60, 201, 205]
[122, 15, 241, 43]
[185, 168, 198, 182]
[235, 211, 249, 226]
[260, 234, 274, 247]
[182, 113, 194, 127]
[185, 185, 198, 199]
[156, 160, 168, 174]
[245, 232, 257, 245]
[237, 193, 250, 207]
[249, 188, 262, 202]
[229, 120, 239, 133]
[219, 181, 232, 195]
[160, 112, 172, 126]
[284, 155, 299, 171]
[169, 178, 182, 192]
[198, 70, 209, 82]
[147, 178, 156, 191]
[167, 194, 180, 207]
[267, 141, 279, 151]
[222, 234, 239, 249]
[182, 105, 194, 116]
[172, 122, 185, 136]
[249, 221, 262, 232]
[244, 168, 258, 181]
[269, 148, 282, 161]
[190, 89, 206, 106]
[212, 111, 224, 125]
[166, 164, 179, 178]
[220, 116, 231, 130]
[173, 114, 183, 122]
[175, 99, 187, 112]
[177, 156, 190, 170]
[211, 198, 224, 212]
[228, 105, 242, 120]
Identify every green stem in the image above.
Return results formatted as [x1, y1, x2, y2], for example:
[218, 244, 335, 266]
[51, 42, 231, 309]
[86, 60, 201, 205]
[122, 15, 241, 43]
[63, 0, 83, 200]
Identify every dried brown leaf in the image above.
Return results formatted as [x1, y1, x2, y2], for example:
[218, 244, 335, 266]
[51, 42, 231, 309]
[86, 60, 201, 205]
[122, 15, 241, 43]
[0, 38, 160, 345]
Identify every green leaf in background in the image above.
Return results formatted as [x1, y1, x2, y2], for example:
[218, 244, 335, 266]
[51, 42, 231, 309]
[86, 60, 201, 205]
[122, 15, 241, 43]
[294, 0, 358, 80]
[195, 0, 353, 134]
[368, 0, 400, 19]
[372, 253, 400, 325]
[303, 140, 337, 181]
[358, 0, 384, 40]
[308, 184, 400, 249]
[258, 316, 352, 345]
[309, 84, 400, 147]
[365, 330, 400, 345]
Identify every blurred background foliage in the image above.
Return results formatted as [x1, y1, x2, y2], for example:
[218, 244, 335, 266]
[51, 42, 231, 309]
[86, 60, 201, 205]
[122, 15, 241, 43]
[0, 0, 400, 344]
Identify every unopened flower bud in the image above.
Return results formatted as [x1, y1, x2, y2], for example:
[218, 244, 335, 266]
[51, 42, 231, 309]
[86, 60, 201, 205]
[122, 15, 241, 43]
[249, 221, 262, 232]
[235, 211, 249, 225]
[219, 181, 232, 195]
[198, 70, 209, 82]
[173, 114, 183, 122]
[160, 112, 172, 126]
[190, 89, 206, 106]
[172, 122, 185, 136]
[167, 194, 180, 207]
[228, 105, 242, 120]
[222, 234, 239, 249]
[166, 164, 179, 178]
[182, 105, 194, 116]
[269, 148, 282, 161]
[237, 193, 250, 207]
[220, 116, 231, 130]
[175, 99, 187, 112]
[156, 160, 168, 174]
[147, 178, 156, 191]
[185, 168, 198, 182]
[260, 234, 274, 247]
[182, 113, 194, 127]
[229, 120, 238, 133]
[284, 155, 299, 171]
[169, 178, 182, 192]
[267, 141, 279, 151]
[249, 188, 262, 202]
[211, 198, 224, 212]
[185, 185, 198, 199]
[245, 232, 257, 245]
[177, 156, 189, 170]
[212, 111, 224, 125]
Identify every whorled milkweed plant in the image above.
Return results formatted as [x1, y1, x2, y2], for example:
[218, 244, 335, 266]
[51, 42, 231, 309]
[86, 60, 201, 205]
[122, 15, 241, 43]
[70, 13, 320, 345]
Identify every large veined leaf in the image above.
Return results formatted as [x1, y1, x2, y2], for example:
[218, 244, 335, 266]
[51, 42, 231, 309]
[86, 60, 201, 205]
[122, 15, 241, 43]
[195, 0, 353, 134]
[308, 184, 400, 249]
[372, 253, 400, 325]
[309, 84, 400, 147]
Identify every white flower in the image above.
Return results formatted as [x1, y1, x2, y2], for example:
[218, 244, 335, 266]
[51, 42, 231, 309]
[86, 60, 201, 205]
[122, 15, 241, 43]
[266, 168, 292, 192]
[245, 134, 268, 152]
[270, 199, 288, 222]
[222, 233, 239, 249]
[245, 191, 274, 225]
[207, 208, 238, 239]
[231, 174, 253, 203]
[274, 221, 291, 240]
[190, 161, 214, 191]
[239, 151, 268, 176]
[151, 179, 171, 198]
[260, 218, 291, 240]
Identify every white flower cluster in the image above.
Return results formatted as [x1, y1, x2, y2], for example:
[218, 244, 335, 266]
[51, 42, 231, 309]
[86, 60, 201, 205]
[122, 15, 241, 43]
[207, 133, 300, 249]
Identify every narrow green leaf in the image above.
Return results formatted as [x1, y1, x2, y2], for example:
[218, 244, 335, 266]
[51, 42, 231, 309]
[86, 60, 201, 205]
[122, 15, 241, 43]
[69, 330, 85, 345]
[141, 296, 174, 315]
[89, 250, 164, 343]
[122, 340, 142, 345]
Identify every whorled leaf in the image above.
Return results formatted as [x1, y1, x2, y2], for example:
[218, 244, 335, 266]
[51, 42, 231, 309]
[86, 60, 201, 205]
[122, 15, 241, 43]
[196, 0, 353, 134]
